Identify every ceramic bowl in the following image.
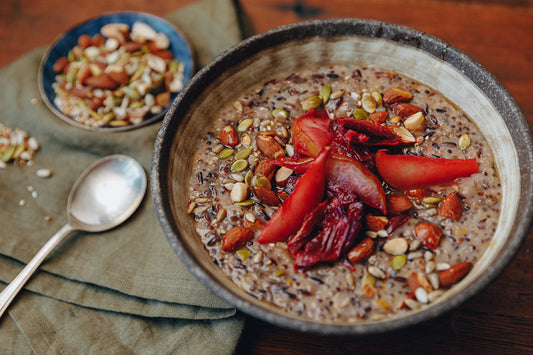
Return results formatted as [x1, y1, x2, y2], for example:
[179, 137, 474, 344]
[151, 19, 533, 334]
[39, 11, 194, 132]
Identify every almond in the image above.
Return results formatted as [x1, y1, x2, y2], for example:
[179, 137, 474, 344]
[439, 192, 463, 220]
[152, 50, 174, 60]
[77, 34, 92, 49]
[221, 226, 253, 252]
[405, 189, 427, 200]
[253, 186, 281, 206]
[243, 219, 266, 231]
[88, 96, 105, 110]
[53, 57, 69, 74]
[255, 160, 276, 181]
[155, 91, 171, 107]
[84, 74, 120, 89]
[383, 87, 413, 104]
[439, 262, 471, 287]
[106, 68, 129, 85]
[122, 41, 142, 53]
[275, 166, 294, 185]
[369, 111, 388, 124]
[219, 125, 239, 147]
[391, 103, 423, 118]
[386, 194, 412, 215]
[256, 134, 285, 159]
[347, 238, 374, 264]
[414, 222, 442, 250]
[365, 215, 388, 232]
[408, 272, 433, 293]
[91, 34, 105, 47]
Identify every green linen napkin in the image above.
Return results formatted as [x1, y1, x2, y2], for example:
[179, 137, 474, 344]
[0, 0, 251, 352]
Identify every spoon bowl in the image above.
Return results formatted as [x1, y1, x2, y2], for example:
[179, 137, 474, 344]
[0, 154, 146, 317]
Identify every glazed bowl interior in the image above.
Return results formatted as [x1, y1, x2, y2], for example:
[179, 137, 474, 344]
[152, 19, 532, 334]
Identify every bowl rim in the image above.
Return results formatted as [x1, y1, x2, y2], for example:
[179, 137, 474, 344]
[38, 10, 194, 132]
[152, 18, 533, 335]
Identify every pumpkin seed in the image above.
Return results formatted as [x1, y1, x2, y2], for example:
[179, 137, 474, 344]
[218, 148, 235, 159]
[122, 86, 141, 100]
[352, 108, 369, 120]
[391, 255, 407, 270]
[237, 118, 254, 132]
[233, 199, 255, 207]
[0, 145, 15, 162]
[422, 196, 442, 204]
[302, 95, 322, 110]
[272, 108, 289, 120]
[252, 175, 271, 189]
[109, 120, 129, 127]
[231, 159, 248, 172]
[361, 92, 377, 113]
[319, 84, 331, 104]
[362, 273, 376, 287]
[236, 249, 251, 260]
[102, 112, 115, 123]
[459, 134, 471, 149]
[244, 170, 254, 187]
[274, 269, 286, 277]
[234, 148, 252, 160]
[371, 91, 383, 106]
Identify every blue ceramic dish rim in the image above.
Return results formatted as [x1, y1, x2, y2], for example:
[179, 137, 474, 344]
[38, 11, 194, 132]
[152, 18, 533, 335]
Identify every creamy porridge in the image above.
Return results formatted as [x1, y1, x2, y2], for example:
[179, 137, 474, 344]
[186, 64, 501, 322]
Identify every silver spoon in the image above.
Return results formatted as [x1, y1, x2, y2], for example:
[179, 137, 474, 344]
[0, 154, 147, 317]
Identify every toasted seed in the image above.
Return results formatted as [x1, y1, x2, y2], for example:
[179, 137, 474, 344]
[352, 108, 369, 120]
[428, 289, 444, 302]
[285, 144, 295, 157]
[211, 144, 224, 154]
[195, 197, 210, 203]
[383, 237, 408, 255]
[459, 134, 471, 149]
[0, 146, 15, 162]
[389, 115, 402, 124]
[346, 273, 355, 287]
[415, 287, 429, 304]
[237, 118, 254, 132]
[193, 205, 210, 214]
[109, 120, 129, 127]
[234, 148, 252, 160]
[404, 298, 419, 310]
[230, 173, 244, 182]
[302, 95, 322, 110]
[368, 266, 386, 279]
[319, 84, 331, 104]
[391, 255, 407, 270]
[365, 231, 378, 239]
[218, 148, 235, 159]
[424, 251, 434, 261]
[361, 92, 377, 113]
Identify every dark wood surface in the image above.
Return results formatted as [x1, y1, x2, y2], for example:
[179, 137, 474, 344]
[1, 0, 531, 353]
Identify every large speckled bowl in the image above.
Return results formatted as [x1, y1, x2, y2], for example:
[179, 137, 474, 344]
[151, 19, 533, 334]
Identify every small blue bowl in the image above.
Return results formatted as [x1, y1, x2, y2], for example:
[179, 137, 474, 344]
[38, 11, 194, 132]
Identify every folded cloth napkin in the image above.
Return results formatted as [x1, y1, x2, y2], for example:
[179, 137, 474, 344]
[0, 0, 252, 352]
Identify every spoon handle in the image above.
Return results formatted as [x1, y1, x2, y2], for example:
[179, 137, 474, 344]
[0, 223, 75, 318]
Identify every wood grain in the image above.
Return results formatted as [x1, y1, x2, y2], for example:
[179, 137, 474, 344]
[0, 0, 531, 353]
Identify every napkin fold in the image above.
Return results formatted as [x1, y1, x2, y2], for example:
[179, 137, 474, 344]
[0, 0, 251, 352]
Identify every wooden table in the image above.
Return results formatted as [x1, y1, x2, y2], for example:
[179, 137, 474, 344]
[1, 0, 531, 353]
